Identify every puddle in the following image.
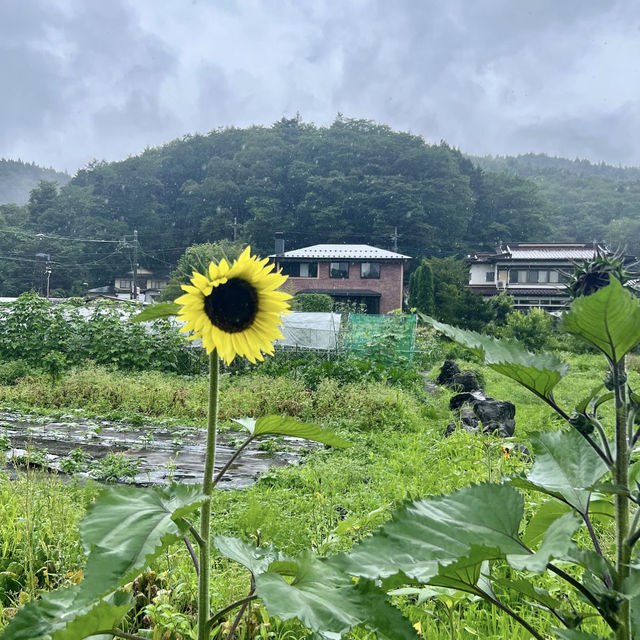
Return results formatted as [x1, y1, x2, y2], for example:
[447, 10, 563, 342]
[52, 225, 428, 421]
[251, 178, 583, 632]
[0, 412, 314, 488]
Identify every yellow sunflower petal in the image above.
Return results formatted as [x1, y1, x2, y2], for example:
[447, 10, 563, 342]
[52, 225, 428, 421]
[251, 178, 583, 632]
[174, 248, 290, 363]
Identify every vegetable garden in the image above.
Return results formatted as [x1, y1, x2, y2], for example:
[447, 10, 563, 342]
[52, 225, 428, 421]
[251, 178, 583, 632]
[1, 256, 640, 639]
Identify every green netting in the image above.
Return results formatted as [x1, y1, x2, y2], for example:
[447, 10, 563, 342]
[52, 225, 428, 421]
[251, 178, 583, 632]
[342, 314, 417, 363]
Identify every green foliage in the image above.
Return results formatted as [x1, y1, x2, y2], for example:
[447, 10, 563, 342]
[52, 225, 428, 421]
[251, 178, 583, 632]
[498, 308, 557, 351]
[161, 240, 245, 302]
[0, 294, 195, 375]
[234, 415, 352, 448]
[408, 260, 435, 315]
[290, 293, 333, 313]
[0, 120, 570, 298]
[423, 315, 569, 401]
[563, 277, 640, 363]
[88, 453, 141, 483]
[0, 360, 30, 385]
[255, 553, 416, 640]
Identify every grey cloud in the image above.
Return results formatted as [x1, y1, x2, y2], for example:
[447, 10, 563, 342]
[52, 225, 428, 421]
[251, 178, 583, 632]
[1, 0, 639, 169]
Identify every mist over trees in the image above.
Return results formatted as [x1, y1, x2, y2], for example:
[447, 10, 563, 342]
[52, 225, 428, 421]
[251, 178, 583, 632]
[0, 159, 70, 206]
[0, 118, 637, 297]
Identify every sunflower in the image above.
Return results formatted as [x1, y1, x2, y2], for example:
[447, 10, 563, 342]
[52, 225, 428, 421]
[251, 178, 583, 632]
[175, 246, 291, 364]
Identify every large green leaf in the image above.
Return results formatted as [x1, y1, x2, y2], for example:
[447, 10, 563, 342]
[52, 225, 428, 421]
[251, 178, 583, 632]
[1, 589, 132, 640]
[214, 535, 284, 576]
[3, 485, 206, 640]
[79, 484, 206, 589]
[508, 512, 581, 573]
[428, 559, 494, 601]
[522, 499, 571, 547]
[256, 552, 416, 640]
[233, 416, 351, 448]
[335, 484, 525, 583]
[563, 278, 640, 363]
[424, 317, 568, 399]
[511, 429, 609, 516]
[130, 302, 180, 322]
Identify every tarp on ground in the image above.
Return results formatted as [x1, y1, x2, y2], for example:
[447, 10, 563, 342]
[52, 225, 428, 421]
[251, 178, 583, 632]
[276, 312, 342, 350]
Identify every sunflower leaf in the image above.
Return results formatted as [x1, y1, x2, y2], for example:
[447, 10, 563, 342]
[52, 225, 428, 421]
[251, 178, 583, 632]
[79, 484, 206, 602]
[0, 589, 132, 640]
[214, 535, 285, 576]
[423, 316, 568, 400]
[130, 302, 180, 323]
[563, 278, 640, 363]
[334, 484, 525, 584]
[510, 429, 609, 516]
[255, 552, 416, 640]
[234, 415, 351, 448]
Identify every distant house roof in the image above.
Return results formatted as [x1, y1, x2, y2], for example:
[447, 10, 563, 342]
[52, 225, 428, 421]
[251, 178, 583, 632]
[469, 242, 605, 263]
[272, 244, 410, 260]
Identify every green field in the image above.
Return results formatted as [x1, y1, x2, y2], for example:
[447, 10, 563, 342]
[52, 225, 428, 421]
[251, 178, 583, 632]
[0, 344, 628, 639]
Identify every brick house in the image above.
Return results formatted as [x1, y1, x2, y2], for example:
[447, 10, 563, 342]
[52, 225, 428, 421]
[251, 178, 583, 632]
[467, 242, 606, 311]
[271, 242, 410, 314]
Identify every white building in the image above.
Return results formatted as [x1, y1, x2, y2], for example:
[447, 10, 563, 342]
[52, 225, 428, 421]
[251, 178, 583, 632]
[467, 243, 606, 311]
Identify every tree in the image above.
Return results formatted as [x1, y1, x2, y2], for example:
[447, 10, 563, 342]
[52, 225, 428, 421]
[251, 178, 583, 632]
[161, 240, 246, 301]
[408, 260, 435, 314]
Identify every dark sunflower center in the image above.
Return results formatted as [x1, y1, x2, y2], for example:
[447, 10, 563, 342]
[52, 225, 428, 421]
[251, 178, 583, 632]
[203, 278, 259, 333]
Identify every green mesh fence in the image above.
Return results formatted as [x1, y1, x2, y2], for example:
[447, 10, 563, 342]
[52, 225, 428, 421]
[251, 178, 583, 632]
[342, 314, 417, 363]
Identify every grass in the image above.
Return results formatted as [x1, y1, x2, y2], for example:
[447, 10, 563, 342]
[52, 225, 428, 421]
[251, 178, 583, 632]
[0, 351, 623, 638]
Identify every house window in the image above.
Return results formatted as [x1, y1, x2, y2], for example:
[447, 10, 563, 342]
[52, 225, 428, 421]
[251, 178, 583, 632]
[485, 271, 494, 282]
[330, 262, 350, 278]
[280, 262, 318, 278]
[148, 280, 166, 289]
[360, 262, 380, 279]
[119, 279, 132, 289]
[509, 270, 529, 284]
[549, 270, 560, 283]
[527, 271, 539, 283]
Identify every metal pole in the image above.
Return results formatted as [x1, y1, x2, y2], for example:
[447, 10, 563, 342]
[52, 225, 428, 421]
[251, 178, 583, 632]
[132, 230, 138, 301]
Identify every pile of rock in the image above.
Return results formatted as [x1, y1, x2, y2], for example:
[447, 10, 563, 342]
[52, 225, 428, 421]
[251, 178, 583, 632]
[437, 360, 516, 438]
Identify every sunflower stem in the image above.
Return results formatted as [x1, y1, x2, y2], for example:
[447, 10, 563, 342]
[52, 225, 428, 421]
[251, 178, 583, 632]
[198, 350, 219, 640]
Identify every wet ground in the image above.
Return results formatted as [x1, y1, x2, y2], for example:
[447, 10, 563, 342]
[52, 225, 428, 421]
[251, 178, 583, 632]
[0, 411, 314, 488]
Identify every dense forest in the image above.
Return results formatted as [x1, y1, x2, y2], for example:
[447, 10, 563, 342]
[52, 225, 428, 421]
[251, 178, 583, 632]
[471, 153, 640, 255]
[0, 117, 637, 297]
[0, 159, 70, 206]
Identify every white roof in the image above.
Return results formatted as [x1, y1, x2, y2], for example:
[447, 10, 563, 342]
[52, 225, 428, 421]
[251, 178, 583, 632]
[505, 244, 600, 260]
[273, 244, 410, 260]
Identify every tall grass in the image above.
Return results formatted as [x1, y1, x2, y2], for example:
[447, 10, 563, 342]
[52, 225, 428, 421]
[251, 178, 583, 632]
[0, 354, 624, 637]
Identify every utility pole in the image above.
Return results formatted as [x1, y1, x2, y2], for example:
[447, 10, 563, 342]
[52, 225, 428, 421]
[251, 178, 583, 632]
[232, 216, 239, 241]
[391, 227, 399, 253]
[45, 263, 51, 300]
[131, 229, 138, 301]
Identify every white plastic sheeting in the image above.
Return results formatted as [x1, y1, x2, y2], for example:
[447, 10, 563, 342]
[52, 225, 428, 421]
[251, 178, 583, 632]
[276, 312, 342, 350]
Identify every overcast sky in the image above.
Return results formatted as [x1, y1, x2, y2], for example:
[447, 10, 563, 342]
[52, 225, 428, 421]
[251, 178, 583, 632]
[2, 0, 639, 173]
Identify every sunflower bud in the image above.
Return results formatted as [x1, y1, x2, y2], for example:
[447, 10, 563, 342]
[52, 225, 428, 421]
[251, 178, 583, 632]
[569, 412, 594, 435]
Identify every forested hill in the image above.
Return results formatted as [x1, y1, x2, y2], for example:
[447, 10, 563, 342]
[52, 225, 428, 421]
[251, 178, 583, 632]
[0, 159, 70, 205]
[0, 117, 637, 297]
[469, 152, 640, 255]
[471, 153, 640, 181]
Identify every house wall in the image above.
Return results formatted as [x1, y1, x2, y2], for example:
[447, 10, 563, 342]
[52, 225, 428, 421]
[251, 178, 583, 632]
[282, 261, 404, 314]
[469, 264, 495, 285]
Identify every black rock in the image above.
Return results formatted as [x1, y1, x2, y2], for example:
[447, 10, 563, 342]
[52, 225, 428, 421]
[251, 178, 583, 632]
[436, 360, 461, 386]
[445, 408, 480, 436]
[475, 400, 516, 437]
[449, 391, 486, 411]
[450, 370, 483, 392]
